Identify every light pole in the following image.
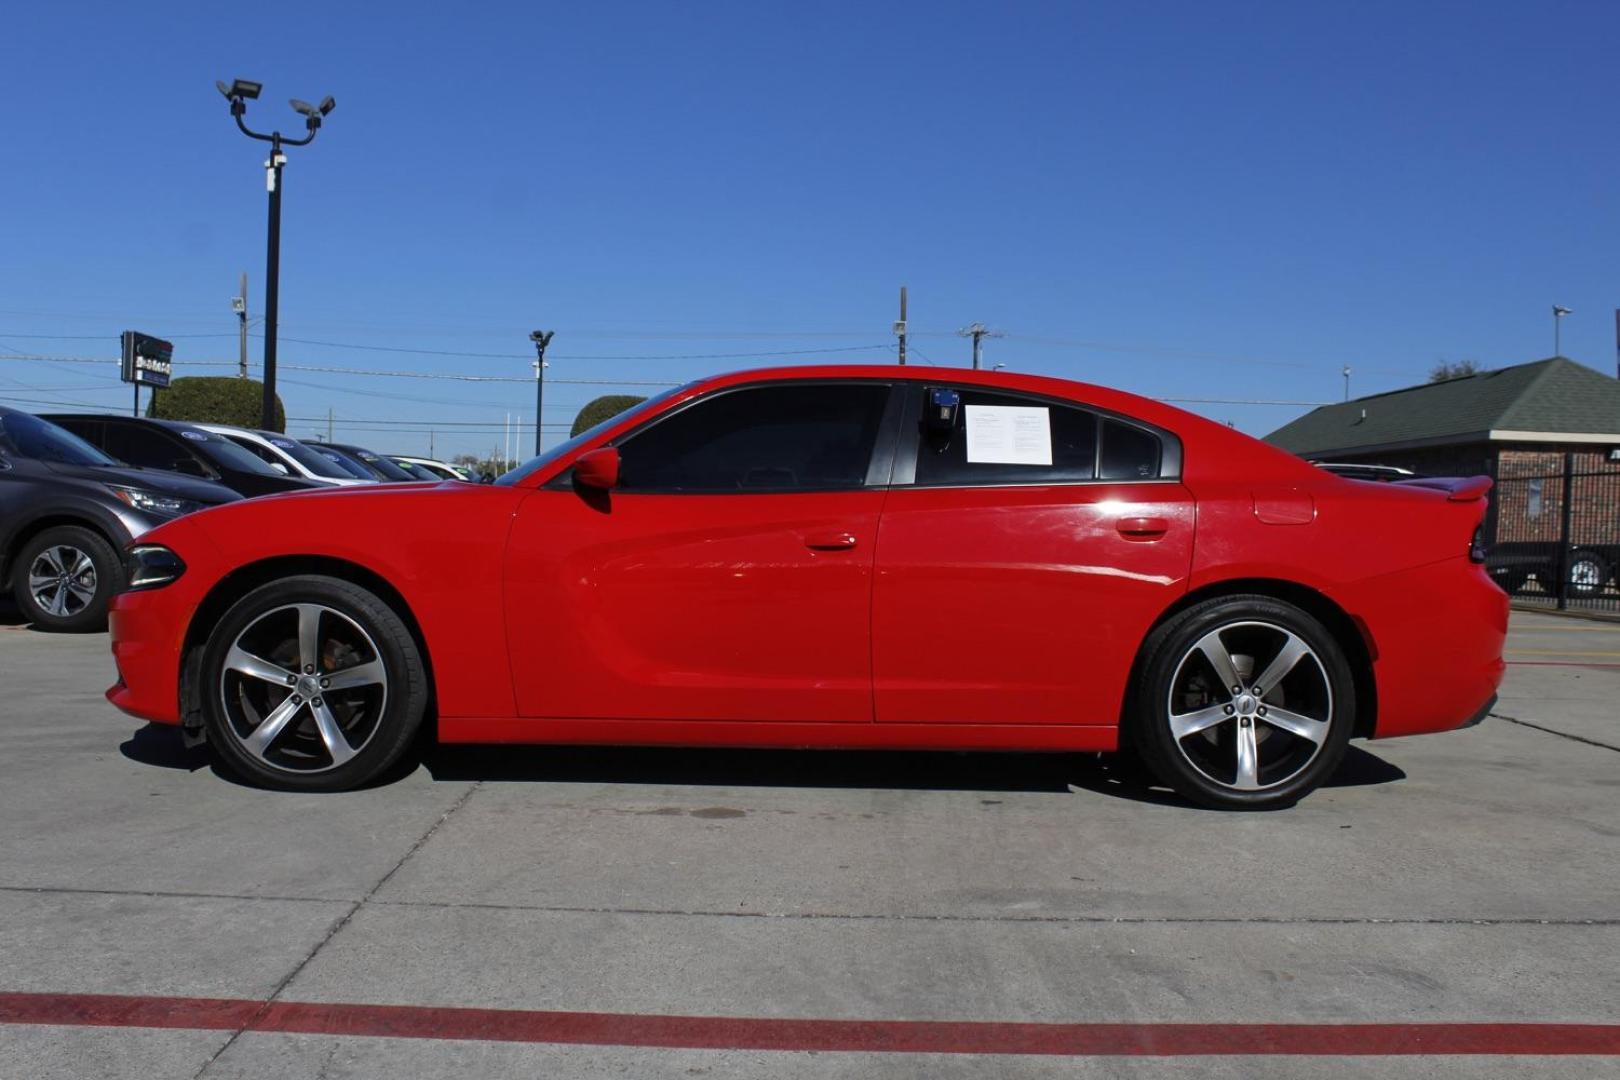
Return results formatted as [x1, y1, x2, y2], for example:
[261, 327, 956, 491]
[529, 331, 554, 456]
[1553, 305, 1572, 358]
[216, 78, 335, 431]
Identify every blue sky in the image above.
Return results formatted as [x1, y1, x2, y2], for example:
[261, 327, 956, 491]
[2, 0, 1616, 460]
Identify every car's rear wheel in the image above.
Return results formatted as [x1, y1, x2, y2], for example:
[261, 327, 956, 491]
[1131, 595, 1354, 809]
[200, 575, 427, 791]
[12, 525, 121, 633]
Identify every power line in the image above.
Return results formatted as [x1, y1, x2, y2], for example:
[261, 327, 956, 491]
[271, 336, 892, 361]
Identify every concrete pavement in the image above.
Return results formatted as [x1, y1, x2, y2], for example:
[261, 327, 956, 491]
[0, 610, 1615, 1077]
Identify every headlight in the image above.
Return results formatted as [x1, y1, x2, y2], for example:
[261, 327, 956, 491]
[107, 485, 204, 518]
[126, 545, 186, 590]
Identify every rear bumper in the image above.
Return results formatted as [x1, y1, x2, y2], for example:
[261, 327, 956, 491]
[1347, 558, 1508, 739]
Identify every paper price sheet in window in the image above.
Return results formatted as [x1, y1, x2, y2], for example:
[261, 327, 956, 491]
[963, 404, 1053, 466]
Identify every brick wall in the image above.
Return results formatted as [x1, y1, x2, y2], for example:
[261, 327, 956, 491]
[1494, 449, 1620, 545]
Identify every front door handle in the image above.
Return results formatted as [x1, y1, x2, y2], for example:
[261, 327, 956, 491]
[803, 531, 858, 551]
[1116, 516, 1170, 540]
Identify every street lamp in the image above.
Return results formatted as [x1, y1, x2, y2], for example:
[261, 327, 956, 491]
[529, 331, 554, 456]
[1553, 305, 1572, 358]
[216, 78, 336, 431]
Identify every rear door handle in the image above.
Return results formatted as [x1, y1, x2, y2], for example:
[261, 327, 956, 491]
[803, 531, 858, 551]
[1116, 516, 1170, 539]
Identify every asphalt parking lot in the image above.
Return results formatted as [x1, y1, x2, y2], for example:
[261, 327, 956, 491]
[0, 608, 1616, 1078]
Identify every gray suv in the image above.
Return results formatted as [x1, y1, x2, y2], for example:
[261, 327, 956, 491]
[0, 407, 240, 631]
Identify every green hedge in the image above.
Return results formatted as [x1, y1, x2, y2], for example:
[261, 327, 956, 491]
[148, 376, 285, 432]
[570, 395, 647, 437]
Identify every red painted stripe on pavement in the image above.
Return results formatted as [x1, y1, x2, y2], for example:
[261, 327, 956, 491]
[2, 993, 1618, 1056]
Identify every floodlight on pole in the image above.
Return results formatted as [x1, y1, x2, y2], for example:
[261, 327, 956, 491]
[1553, 305, 1572, 358]
[216, 77, 336, 430]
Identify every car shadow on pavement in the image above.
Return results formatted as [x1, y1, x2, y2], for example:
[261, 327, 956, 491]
[417, 740, 1407, 807]
[120, 722, 212, 773]
[119, 723, 1407, 806]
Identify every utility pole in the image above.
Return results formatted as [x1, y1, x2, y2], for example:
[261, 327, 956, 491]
[894, 286, 908, 365]
[1342, 364, 1351, 401]
[326, 408, 333, 442]
[530, 330, 554, 456]
[216, 79, 336, 431]
[232, 273, 249, 378]
[957, 322, 1002, 369]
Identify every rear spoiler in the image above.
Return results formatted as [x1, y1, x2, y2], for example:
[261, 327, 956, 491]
[1393, 475, 1493, 502]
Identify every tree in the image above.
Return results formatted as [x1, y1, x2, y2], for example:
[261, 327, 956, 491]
[571, 395, 647, 437]
[1429, 360, 1483, 382]
[148, 377, 286, 431]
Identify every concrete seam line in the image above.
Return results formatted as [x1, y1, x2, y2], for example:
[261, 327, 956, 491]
[1491, 713, 1620, 754]
[189, 780, 484, 1079]
[3, 884, 1615, 928]
[5, 993, 1620, 1056]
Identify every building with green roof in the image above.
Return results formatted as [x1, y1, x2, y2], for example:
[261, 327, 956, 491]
[1264, 357, 1620, 477]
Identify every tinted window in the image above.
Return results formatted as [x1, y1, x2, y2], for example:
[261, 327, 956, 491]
[0, 412, 118, 466]
[104, 424, 201, 474]
[313, 448, 374, 479]
[499, 385, 687, 486]
[1099, 418, 1162, 480]
[176, 430, 283, 476]
[616, 383, 890, 493]
[262, 435, 354, 479]
[338, 447, 417, 482]
[914, 388, 1097, 487]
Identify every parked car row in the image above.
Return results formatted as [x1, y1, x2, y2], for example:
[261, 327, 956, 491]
[0, 406, 468, 630]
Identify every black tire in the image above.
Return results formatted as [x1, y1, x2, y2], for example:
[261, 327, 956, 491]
[1567, 552, 1610, 598]
[1129, 595, 1355, 810]
[200, 575, 428, 791]
[11, 525, 123, 633]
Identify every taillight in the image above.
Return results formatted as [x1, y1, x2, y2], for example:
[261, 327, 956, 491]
[1469, 525, 1487, 564]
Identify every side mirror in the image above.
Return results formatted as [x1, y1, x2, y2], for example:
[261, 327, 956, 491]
[270, 462, 289, 475]
[573, 447, 620, 490]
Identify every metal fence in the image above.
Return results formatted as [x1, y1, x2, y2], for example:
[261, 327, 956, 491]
[1486, 452, 1620, 615]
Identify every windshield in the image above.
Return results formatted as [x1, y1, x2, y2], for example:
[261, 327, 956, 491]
[342, 447, 418, 482]
[311, 447, 375, 480]
[260, 435, 356, 480]
[0, 411, 120, 467]
[497, 385, 687, 485]
[177, 428, 284, 476]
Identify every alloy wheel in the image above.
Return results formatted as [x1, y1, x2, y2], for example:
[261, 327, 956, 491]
[27, 545, 97, 618]
[218, 603, 389, 774]
[1165, 620, 1334, 792]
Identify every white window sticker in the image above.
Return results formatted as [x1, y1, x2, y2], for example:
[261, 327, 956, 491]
[964, 404, 1052, 466]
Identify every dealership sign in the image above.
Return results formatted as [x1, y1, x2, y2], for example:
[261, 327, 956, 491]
[120, 330, 173, 388]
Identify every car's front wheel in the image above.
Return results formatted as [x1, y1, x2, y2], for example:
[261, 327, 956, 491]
[1131, 595, 1355, 809]
[12, 525, 122, 632]
[200, 575, 428, 791]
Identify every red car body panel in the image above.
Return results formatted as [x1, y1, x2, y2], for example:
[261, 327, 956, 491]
[106, 365, 1506, 754]
[870, 482, 1194, 727]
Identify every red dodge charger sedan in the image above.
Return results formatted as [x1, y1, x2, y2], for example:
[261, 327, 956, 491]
[106, 366, 1506, 808]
